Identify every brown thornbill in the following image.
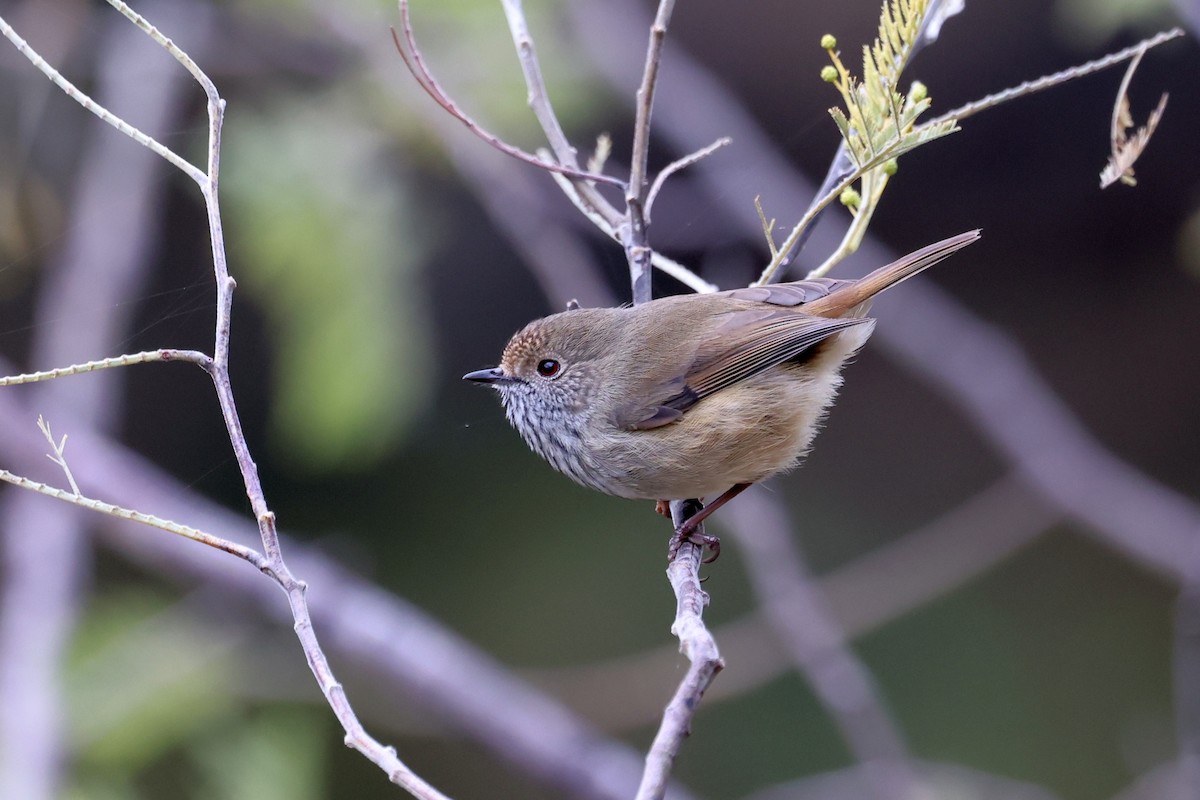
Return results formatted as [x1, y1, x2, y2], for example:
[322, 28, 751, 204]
[465, 230, 980, 559]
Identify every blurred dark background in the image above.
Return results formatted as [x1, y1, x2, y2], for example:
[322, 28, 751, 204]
[1, 0, 1198, 798]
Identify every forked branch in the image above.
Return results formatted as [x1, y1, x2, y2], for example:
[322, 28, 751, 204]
[0, 3, 449, 797]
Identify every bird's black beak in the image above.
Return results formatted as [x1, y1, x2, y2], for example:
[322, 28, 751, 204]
[463, 367, 513, 385]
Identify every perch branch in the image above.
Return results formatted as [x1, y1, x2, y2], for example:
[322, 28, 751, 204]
[635, 500, 724, 800]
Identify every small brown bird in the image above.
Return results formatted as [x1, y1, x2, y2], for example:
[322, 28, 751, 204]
[465, 230, 979, 558]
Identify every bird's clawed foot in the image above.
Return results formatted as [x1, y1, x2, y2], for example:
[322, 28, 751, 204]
[668, 517, 721, 564]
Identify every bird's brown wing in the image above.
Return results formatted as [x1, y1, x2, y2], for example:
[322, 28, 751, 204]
[720, 278, 848, 307]
[616, 310, 870, 430]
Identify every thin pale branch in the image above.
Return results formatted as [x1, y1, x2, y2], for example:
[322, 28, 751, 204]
[2, 6, 452, 798]
[649, 252, 717, 294]
[623, 0, 676, 304]
[0, 468, 270, 568]
[636, 500, 724, 800]
[497, 3, 586, 170]
[925, 27, 1183, 128]
[587, 133, 613, 175]
[495, 0, 696, 303]
[754, 196, 780, 261]
[0, 350, 211, 386]
[546, 166, 718, 293]
[494, 0, 627, 235]
[628, 0, 675, 202]
[0, 13, 204, 185]
[106, 0, 219, 104]
[36, 417, 80, 497]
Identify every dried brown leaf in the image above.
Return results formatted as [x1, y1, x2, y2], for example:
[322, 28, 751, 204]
[1100, 48, 1169, 189]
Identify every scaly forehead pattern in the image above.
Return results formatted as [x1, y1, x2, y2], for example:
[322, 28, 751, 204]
[498, 309, 617, 375]
[499, 319, 551, 375]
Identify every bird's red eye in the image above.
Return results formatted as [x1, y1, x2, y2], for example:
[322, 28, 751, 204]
[536, 359, 561, 378]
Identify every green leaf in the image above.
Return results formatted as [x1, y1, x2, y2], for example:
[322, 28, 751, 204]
[885, 118, 962, 161]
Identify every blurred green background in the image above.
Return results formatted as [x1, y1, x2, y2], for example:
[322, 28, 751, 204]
[1, 0, 1198, 798]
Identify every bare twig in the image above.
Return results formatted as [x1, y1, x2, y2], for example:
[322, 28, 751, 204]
[0, 7, 194, 796]
[403, 0, 713, 300]
[0, 350, 212, 386]
[0, 15, 203, 184]
[545, 165, 718, 294]
[0, 469, 271, 568]
[636, 500, 724, 800]
[925, 27, 1183, 129]
[754, 196, 780, 260]
[35, 418, 80, 497]
[623, 0, 676, 303]
[495, 0, 626, 230]
[497, 0, 718, 302]
[628, 0, 674, 206]
[1, 3, 450, 797]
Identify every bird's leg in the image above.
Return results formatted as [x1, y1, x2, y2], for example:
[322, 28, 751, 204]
[655, 499, 672, 518]
[668, 483, 751, 564]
